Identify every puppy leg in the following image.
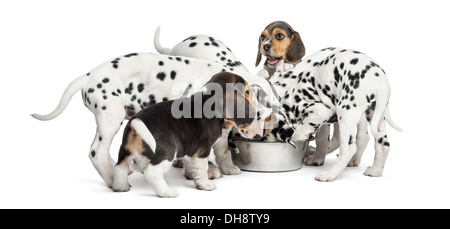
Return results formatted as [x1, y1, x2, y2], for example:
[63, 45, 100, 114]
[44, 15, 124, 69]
[315, 111, 360, 182]
[213, 129, 241, 175]
[112, 146, 133, 192]
[304, 125, 330, 166]
[327, 123, 340, 154]
[184, 156, 216, 191]
[364, 115, 390, 177]
[89, 104, 125, 188]
[348, 115, 370, 167]
[143, 160, 178, 198]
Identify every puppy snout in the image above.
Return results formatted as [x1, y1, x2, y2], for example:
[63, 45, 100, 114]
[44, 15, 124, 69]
[253, 134, 262, 140]
[263, 44, 271, 51]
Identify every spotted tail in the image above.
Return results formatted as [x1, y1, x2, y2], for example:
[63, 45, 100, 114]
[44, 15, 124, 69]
[31, 75, 89, 121]
[154, 26, 172, 55]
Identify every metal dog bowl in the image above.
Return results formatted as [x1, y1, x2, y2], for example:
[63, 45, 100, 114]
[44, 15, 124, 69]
[232, 140, 309, 172]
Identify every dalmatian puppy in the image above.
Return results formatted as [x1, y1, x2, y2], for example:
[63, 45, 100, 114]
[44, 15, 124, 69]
[273, 47, 402, 181]
[154, 27, 248, 73]
[32, 52, 293, 188]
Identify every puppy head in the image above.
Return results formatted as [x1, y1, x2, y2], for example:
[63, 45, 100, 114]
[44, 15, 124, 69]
[206, 72, 271, 139]
[255, 21, 305, 68]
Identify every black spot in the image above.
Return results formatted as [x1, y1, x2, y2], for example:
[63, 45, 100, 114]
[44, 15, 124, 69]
[340, 63, 344, 70]
[111, 91, 118, 96]
[125, 83, 133, 94]
[86, 72, 90, 76]
[131, 95, 137, 102]
[102, 78, 110, 83]
[189, 42, 197, 47]
[156, 72, 166, 81]
[111, 58, 120, 69]
[117, 89, 121, 94]
[158, 61, 164, 66]
[94, 104, 97, 109]
[103, 95, 107, 100]
[384, 142, 390, 147]
[176, 57, 182, 62]
[170, 71, 177, 80]
[88, 88, 95, 93]
[124, 53, 138, 58]
[184, 59, 190, 65]
[350, 58, 359, 65]
[204, 42, 210, 46]
[162, 97, 168, 102]
[137, 83, 144, 93]
[348, 135, 353, 145]
[91, 150, 96, 158]
[375, 72, 380, 77]
[211, 42, 219, 47]
[102, 106, 106, 110]
[102, 89, 106, 94]
[99, 136, 102, 142]
[221, 51, 227, 55]
[97, 83, 102, 89]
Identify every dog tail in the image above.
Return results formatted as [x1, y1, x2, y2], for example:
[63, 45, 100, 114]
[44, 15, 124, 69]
[131, 118, 157, 152]
[370, 100, 403, 139]
[154, 26, 172, 55]
[31, 74, 89, 121]
[384, 105, 403, 132]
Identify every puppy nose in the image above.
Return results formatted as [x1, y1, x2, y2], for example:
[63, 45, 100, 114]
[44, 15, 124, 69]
[254, 134, 262, 140]
[263, 44, 271, 51]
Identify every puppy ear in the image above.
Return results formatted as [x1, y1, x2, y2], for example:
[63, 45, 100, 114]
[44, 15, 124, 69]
[285, 31, 305, 65]
[255, 36, 263, 67]
[223, 83, 256, 127]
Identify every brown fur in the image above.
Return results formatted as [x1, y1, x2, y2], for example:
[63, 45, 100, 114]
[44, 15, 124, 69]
[255, 21, 305, 67]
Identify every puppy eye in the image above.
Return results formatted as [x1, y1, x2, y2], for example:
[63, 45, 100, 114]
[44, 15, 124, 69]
[275, 33, 284, 40]
[260, 35, 266, 40]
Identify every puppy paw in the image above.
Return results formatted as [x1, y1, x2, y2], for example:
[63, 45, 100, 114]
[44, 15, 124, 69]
[156, 188, 179, 198]
[208, 162, 223, 179]
[347, 158, 361, 167]
[195, 179, 216, 191]
[112, 182, 131, 192]
[314, 171, 336, 182]
[276, 63, 294, 73]
[364, 166, 383, 177]
[256, 69, 270, 79]
[219, 164, 241, 175]
[304, 156, 325, 166]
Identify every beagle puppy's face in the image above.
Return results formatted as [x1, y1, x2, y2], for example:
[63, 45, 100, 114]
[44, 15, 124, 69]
[256, 21, 306, 68]
[207, 72, 272, 140]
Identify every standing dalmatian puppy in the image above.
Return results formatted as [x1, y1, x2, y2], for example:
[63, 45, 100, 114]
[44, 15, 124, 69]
[32, 51, 292, 187]
[273, 47, 402, 181]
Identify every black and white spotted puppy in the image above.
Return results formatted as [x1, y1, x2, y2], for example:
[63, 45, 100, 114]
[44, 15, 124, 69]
[112, 72, 270, 197]
[154, 27, 248, 72]
[273, 47, 402, 181]
[32, 52, 286, 188]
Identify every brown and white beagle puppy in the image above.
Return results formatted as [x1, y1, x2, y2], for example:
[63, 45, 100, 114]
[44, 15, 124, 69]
[112, 72, 271, 197]
[256, 21, 306, 79]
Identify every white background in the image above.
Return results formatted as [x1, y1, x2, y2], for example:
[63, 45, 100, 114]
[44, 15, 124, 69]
[1, 0, 449, 209]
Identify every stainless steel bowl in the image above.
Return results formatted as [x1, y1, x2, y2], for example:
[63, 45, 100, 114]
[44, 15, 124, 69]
[232, 140, 309, 172]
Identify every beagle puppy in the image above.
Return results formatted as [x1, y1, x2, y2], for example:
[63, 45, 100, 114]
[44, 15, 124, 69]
[256, 21, 306, 79]
[112, 72, 271, 197]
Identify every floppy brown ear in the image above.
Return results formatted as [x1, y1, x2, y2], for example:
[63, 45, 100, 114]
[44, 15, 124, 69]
[285, 31, 305, 65]
[255, 37, 263, 67]
[224, 84, 256, 127]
